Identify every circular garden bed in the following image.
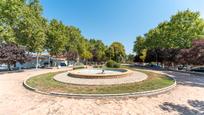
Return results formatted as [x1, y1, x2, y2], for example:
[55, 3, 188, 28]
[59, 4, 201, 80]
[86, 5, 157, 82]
[24, 69, 176, 97]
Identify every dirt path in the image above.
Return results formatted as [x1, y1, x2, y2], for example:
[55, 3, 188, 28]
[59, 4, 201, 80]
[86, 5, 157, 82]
[0, 68, 203, 115]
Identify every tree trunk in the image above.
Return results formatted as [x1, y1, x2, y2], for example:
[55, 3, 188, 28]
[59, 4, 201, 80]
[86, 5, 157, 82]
[86, 60, 88, 68]
[156, 52, 158, 66]
[8, 64, 11, 71]
[171, 62, 175, 70]
[48, 55, 51, 67]
[162, 62, 165, 69]
[36, 53, 39, 69]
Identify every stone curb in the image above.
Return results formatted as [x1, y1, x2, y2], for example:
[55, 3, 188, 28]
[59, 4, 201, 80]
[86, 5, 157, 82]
[23, 72, 176, 99]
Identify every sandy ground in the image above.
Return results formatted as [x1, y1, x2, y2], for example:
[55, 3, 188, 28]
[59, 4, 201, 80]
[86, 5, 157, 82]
[0, 68, 204, 115]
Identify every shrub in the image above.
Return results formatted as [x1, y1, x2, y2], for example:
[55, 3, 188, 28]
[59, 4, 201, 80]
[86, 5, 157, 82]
[113, 63, 120, 68]
[93, 65, 103, 68]
[106, 60, 120, 68]
[73, 66, 85, 70]
[106, 60, 115, 67]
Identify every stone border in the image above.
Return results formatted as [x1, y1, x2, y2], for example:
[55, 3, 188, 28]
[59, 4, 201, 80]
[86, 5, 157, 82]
[68, 68, 133, 79]
[23, 72, 176, 98]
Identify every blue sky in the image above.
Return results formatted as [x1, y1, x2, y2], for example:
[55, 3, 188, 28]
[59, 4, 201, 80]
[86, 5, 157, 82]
[40, 0, 204, 54]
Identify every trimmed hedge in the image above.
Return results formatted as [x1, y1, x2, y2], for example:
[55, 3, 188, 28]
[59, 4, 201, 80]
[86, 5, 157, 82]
[73, 66, 85, 70]
[93, 65, 103, 68]
[106, 60, 121, 68]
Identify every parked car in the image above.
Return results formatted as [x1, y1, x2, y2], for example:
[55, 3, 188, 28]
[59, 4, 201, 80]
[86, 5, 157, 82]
[60, 63, 67, 67]
[190, 66, 204, 72]
[177, 65, 187, 71]
[0, 64, 8, 70]
[146, 63, 162, 69]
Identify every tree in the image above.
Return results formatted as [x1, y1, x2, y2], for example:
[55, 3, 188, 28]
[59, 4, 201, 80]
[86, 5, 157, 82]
[161, 48, 180, 66]
[0, 0, 47, 69]
[0, 43, 31, 70]
[89, 39, 106, 62]
[80, 39, 93, 64]
[133, 36, 146, 54]
[106, 42, 126, 62]
[133, 36, 148, 62]
[0, 0, 126, 68]
[81, 50, 93, 64]
[175, 49, 190, 65]
[188, 39, 204, 65]
[135, 10, 204, 66]
[65, 26, 84, 62]
[126, 54, 135, 63]
[145, 48, 165, 64]
[0, 0, 26, 43]
[144, 10, 204, 49]
[134, 55, 143, 62]
[139, 49, 147, 62]
[170, 10, 204, 48]
[46, 19, 67, 57]
[175, 39, 204, 65]
[14, 0, 47, 69]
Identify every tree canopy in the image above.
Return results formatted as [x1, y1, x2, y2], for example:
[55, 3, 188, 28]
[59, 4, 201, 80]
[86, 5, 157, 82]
[0, 43, 31, 70]
[89, 39, 106, 62]
[46, 19, 67, 56]
[133, 10, 204, 65]
[106, 42, 126, 62]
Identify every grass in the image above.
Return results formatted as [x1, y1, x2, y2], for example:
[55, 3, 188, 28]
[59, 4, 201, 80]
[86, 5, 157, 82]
[26, 68, 175, 94]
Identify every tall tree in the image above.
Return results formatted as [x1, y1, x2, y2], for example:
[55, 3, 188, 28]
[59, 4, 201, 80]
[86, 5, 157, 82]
[0, 0, 26, 43]
[133, 36, 146, 54]
[15, 0, 47, 69]
[65, 26, 84, 62]
[139, 49, 147, 62]
[126, 54, 135, 63]
[46, 19, 67, 57]
[89, 39, 106, 62]
[137, 10, 204, 65]
[80, 39, 93, 64]
[170, 10, 204, 48]
[106, 42, 126, 62]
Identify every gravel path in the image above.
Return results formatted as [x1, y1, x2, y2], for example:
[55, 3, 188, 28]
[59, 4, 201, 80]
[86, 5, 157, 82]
[0, 68, 204, 115]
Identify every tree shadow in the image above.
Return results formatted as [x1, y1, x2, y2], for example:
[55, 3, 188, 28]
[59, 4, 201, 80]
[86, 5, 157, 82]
[159, 100, 204, 115]
[188, 100, 204, 113]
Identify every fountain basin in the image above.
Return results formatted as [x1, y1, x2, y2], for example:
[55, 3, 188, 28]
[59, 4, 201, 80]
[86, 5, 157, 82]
[68, 68, 133, 79]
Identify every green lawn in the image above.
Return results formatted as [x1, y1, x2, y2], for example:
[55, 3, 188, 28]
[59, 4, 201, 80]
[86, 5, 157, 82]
[26, 68, 175, 94]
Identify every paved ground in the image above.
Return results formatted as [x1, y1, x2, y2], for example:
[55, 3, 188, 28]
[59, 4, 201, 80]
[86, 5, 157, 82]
[54, 70, 148, 85]
[0, 68, 204, 115]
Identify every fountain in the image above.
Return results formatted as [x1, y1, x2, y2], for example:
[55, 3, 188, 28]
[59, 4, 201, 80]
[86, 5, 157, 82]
[53, 68, 148, 85]
[68, 68, 132, 79]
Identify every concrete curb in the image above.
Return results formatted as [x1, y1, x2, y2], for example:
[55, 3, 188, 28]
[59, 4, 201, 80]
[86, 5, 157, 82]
[23, 72, 176, 99]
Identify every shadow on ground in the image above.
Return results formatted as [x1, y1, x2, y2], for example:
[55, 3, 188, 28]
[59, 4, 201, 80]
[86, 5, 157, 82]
[159, 100, 204, 115]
